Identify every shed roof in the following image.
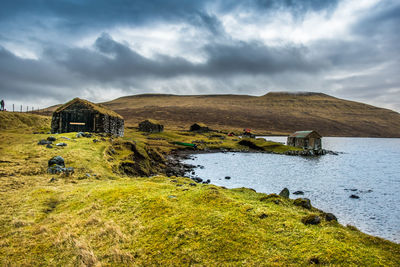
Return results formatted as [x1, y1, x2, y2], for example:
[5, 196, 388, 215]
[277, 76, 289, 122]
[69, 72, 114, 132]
[140, 119, 162, 125]
[289, 130, 321, 138]
[55, 98, 123, 119]
[192, 122, 208, 127]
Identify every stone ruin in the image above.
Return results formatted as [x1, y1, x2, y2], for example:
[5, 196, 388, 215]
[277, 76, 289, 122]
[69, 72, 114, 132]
[51, 98, 124, 136]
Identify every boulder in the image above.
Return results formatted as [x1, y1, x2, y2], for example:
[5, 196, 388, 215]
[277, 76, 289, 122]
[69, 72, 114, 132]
[350, 194, 360, 199]
[47, 136, 57, 141]
[302, 215, 321, 225]
[279, 188, 290, 198]
[46, 144, 53, 149]
[38, 139, 52, 145]
[294, 198, 312, 209]
[48, 156, 65, 167]
[47, 165, 65, 174]
[192, 177, 203, 183]
[325, 213, 337, 222]
[56, 143, 67, 147]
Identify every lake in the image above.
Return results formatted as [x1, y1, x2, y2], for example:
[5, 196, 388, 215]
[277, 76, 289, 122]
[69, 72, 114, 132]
[183, 137, 400, 243]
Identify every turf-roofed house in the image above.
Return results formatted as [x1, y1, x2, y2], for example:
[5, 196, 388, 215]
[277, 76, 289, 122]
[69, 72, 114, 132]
[51, 98, 124, 136]
[287, 130, 322, 150]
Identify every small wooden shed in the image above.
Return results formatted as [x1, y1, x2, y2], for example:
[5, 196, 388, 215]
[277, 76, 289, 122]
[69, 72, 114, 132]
[51, 98, 124, 136]
[190, 123, 211, 132]
[287, 130, 322, 150]
[138, 119, 164, 133]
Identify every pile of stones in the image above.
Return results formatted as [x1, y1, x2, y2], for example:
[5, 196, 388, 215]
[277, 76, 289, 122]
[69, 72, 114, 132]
[47, 156, 74, 175]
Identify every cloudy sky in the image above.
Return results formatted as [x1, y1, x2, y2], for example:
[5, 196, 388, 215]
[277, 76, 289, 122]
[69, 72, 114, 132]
[0, 0, 399, 111]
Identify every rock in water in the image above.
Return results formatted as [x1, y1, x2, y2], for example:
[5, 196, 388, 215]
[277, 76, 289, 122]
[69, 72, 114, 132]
[302, 215, 321, 225]
[225, 176, 231, 180]
[294, 198, 312, 209]
[48, 156, 65, 167]
[350, 194, 360, 199]
[279, 188, 290, 198]
[293, 191, 304, 195]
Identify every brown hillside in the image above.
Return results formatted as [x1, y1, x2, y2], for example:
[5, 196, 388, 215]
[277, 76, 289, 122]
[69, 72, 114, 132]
[45, 92, 400, 137]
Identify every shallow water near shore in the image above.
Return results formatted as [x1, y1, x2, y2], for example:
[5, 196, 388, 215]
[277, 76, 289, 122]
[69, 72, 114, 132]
[184, 137, 400, 243]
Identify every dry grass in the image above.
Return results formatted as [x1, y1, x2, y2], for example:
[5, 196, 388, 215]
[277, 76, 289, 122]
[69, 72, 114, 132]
[99, 93, 400, 137]
[0, 112, 399, 266]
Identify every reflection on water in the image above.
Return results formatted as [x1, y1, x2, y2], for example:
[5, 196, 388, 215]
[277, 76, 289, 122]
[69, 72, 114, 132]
[184, 137, 400, 243]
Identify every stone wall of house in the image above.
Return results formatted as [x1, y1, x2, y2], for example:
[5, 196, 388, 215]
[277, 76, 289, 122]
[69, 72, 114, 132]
[51, 105, 124, 136]
[138, 121, 163, 133]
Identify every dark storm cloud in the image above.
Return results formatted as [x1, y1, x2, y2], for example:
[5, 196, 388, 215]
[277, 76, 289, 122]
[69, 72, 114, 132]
[0, 0, 399, 111]
[1, 0, 339, 33]
[53, 33, 321, 81]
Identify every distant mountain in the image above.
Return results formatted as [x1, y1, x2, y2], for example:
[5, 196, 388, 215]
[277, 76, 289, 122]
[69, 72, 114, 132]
[44, 92, 400, 137]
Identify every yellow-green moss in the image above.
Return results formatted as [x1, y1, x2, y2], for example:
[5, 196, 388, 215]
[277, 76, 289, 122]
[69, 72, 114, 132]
[0, 112, 399, 266]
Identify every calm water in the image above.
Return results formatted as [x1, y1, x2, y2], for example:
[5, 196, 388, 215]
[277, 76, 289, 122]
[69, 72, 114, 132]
[183, 137, 400, 243]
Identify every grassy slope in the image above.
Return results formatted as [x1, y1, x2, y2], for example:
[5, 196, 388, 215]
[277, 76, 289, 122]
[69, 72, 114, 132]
[0, 113, 399, 266]
[97, 92, 400, 137]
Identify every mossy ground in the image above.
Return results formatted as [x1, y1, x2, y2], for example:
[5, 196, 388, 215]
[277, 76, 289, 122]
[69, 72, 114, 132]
[0, 113, 399, 266]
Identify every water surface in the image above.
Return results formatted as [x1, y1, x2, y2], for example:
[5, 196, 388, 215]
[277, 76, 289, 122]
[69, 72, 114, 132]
[184, 137, 400, 243]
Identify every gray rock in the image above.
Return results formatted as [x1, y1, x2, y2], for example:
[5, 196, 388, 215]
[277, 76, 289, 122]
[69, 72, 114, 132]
[350, 194, 360, 199]
[56, 143, 67, 147]
[65, 167, 74, 176]
[60, 137, 71, 140]
[279, 188, 290, 198]
[38, 139, 52, 145]
[46, 144, 53, 149]
[293, 191, 304, 195]
[47, 136, 57, 141]
[192, 177, 203, 183]
[48, 156, 65, 167]
[76, 132, 84, 138]
[325, 213, 337, 222]
[47, 164, 65, 174]
[294, 198, 312, 209]
[302, 215, 321, 225]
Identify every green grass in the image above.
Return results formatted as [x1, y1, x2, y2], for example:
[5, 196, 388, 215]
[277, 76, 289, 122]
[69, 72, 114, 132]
[0, 113, 399, 265]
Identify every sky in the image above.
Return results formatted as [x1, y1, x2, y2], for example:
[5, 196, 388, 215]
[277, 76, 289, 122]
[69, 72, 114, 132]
[0, 0, 399, 111]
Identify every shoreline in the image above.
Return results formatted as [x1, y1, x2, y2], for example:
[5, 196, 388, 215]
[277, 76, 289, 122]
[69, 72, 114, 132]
[167, 148, 399, 244]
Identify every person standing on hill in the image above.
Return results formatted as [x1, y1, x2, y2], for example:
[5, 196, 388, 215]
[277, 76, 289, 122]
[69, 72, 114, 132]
[0, 99, 4, 111]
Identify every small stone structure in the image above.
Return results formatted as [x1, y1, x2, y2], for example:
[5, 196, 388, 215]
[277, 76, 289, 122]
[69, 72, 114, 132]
[51, 98, 124, 136]
[138, 119, 164, 133]
[190, 123, 211, 132]
[287, 130, 322, 150]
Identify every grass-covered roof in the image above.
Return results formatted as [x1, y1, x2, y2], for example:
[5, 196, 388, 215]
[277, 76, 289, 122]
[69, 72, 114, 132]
[55, 98, 123, 119]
